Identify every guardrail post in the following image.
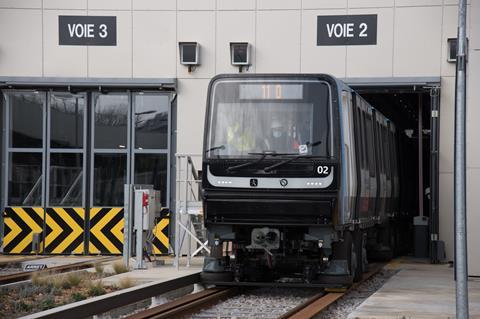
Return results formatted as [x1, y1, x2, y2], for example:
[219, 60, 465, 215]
[123, 184, 132, 268]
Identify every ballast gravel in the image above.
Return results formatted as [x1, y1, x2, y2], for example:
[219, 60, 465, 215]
[314, 268, 398, 319]
[188, 287, 319, 319]
[187, 268, 396, 319]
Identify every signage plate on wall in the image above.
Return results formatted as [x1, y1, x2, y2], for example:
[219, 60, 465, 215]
[317, 14, 377, 46]
[59, 15, 117, 46]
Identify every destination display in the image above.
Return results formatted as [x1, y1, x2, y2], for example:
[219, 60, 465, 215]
[317, 14, 377, 46]
[239, 84, 303, 100]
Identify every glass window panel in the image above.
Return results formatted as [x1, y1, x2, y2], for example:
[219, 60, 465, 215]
[94, 94, 128, 149]
[50, 93, 84, 149]
[9, 92, 44, 148]
[49, 153, 83, 206]
[134, 94, 169, 149]
[8, 152, 43, 206]
[134, 154, 168, 206]
[93, 154, 126, 206]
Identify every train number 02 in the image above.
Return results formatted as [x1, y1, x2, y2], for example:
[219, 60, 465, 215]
[317, 166, 329, 175]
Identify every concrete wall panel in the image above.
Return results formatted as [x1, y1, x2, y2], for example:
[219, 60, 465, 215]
[348, 0, 393, 8]
[467, 50, 480, 168]
[440, 6, 458, 77]
[178, 0, 215, 11]
[470, 1, 479, 49]
[216, 11, 255, 74]
[177, 11, 216, 79]
[395, 0, 442, 6]
[467, 168, 480, 275]
[439, 172, 454, 261]
[444, 0, 470, 5]
[43, 10, 88, 77]
[87, 0, 131, 10]
[0, 0, 40, 8]
[346, 7, 394, 77]
[133, 0, 176, 11]
[43, 0, 87, 9]
[176, 79, 209, 154]
[217, 0, 255, 11]
[133, 11, 176, 78]
[0, 9, 43, 76]
[393, 6, 442, 77]
[439, 77, 455, 174]
[88, 11, 132, 77]
[302, 0, 347, 9]
[257, 0, 301, 10]
[301, 9, 347, 76]
[256, 10, 301, 73]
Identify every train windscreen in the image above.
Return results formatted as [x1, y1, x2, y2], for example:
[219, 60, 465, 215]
[206, 79, 332, 158]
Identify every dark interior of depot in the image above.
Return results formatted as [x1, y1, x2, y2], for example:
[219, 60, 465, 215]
[356, 87, 438, 261]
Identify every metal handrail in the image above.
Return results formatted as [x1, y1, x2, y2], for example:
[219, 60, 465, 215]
[174, 154, 209, 269]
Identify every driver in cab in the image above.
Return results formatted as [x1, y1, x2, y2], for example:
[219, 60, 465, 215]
[264, 120, 300, 153]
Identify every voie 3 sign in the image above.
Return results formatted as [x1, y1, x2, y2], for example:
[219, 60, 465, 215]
[59, 15, 117, 46]
[317, 14, 377, 46]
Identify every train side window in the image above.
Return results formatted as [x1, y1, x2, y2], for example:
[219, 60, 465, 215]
[390, 130, 397, 176]
[365, 112, 375, 176]
[377, 120, 385, 176]
[353, 95, 365, 170]
[384, 125, 391, 178]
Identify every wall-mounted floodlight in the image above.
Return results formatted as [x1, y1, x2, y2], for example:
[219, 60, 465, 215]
[230, 42, 251, 72]
[179, 42, 200, 72]
[447, 38, 469, 63]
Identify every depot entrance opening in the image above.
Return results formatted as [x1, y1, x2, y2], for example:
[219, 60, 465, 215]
[352, 82, 440, 262]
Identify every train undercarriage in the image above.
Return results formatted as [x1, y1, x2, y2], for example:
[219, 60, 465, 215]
[200, 223, 394, 286]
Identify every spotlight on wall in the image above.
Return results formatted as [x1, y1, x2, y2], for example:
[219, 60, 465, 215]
[230, 42, 251, 72]
[179, 42, 200, 73]
[447, 37, 469, 63]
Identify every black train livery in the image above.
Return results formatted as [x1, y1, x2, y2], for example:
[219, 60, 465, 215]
[201, 74, 400, 285]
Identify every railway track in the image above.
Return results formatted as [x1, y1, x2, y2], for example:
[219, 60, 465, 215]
[280, 263, 386, 319]
[125, 287, 237, 319]
[127, 263, 385, 319]
[0, 256, 118, 285]
[23, 263, 385, 319]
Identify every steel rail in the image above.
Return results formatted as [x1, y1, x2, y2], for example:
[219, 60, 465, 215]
[126, 287, 237, 319]
[0, 256, 118, 285]
[22, 272, 201, 319]
[0, 255, 49, 267]
[279, 263, 386, 319]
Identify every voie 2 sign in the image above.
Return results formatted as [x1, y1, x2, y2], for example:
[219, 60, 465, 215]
[317, 14, 377, 46]
[59, 15, 117, 46]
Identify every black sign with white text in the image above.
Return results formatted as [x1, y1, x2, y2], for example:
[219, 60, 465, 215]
[59, 15, 117, 46]
[317, 15, 377, 46]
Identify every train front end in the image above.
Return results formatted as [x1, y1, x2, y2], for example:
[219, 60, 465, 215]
[201, 74, 345, 284]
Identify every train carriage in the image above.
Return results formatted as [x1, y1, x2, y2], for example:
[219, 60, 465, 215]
[201, 74, 399, 285]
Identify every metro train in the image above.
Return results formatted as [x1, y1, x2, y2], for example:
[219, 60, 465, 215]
[200, 74, 400, 285]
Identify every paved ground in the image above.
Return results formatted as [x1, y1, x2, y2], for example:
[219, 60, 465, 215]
[348, 261, 480, 318]
[100, 256, 203, 286]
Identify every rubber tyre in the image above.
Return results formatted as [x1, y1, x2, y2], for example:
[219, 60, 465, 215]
[200, 271, 234, 283]
[353, 230, 364, 282]
[332, 231, 356, 284]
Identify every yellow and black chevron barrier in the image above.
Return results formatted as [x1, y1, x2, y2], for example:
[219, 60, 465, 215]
[88, 207, 124, 255]
[44, 208, 85, 254]
[152, 216, 170, 255]
[2, 207, 45, 254]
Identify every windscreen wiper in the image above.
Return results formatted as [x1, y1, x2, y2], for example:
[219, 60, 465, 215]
[205, 145, 225, 153]
[263, 141, 329, 172]
[226, 151, 286, 172]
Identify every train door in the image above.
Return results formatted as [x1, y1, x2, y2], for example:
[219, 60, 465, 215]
[341, 90, 357, 223]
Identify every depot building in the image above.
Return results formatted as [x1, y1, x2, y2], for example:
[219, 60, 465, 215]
[0, 0, 478, 275]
